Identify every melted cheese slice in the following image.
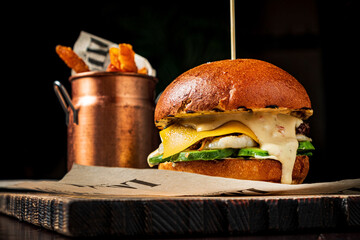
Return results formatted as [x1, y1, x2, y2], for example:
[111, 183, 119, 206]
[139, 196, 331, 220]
[158, 112, 302, 184]
[160, 121, 258, 158]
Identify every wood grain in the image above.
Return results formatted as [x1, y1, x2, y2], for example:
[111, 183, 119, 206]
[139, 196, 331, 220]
[0, 192, 359, 237]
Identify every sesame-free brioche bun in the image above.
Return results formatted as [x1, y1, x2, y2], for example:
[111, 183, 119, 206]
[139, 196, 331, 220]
[152, 59, 313, 184]
[159, 155, 309, 184]
[155, 59, 312, 129]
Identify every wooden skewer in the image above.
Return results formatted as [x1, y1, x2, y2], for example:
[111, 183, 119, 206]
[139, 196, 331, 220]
[230, 0, 236, 60]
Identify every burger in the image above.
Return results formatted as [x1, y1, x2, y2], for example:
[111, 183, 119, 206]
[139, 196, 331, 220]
[147, 59, 314, 184]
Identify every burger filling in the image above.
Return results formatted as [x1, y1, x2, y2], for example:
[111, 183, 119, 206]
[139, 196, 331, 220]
[148, 112, 314, 184]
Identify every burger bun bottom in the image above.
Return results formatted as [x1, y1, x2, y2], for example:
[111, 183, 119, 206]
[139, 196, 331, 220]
[158, 156, 309, 184]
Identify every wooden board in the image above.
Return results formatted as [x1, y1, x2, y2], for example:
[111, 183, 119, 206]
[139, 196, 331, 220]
[0, 192, 359, 237]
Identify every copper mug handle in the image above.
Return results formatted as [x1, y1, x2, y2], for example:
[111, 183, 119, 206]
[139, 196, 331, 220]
[53, 81, 79, 126]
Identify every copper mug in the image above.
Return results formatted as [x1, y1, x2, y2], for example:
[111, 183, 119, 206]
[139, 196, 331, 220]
[54, 71, 159, 171]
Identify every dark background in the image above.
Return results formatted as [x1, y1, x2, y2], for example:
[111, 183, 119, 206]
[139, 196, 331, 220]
[2, 0, 359, 182]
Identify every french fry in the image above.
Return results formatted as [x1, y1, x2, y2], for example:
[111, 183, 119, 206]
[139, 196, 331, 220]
[137, 67, 148, 75]
[109, 47, 122, 70]
[56, 45, 89, 73]
[108, 43, 144, 74]
[106, 63, 119, 72]
[118, 43, 138, 72]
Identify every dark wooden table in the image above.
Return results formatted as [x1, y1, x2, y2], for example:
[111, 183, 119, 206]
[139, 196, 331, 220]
[0, 191, 359, 239]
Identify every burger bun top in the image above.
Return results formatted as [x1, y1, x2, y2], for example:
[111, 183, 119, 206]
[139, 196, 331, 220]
[155, 59, 312, 129]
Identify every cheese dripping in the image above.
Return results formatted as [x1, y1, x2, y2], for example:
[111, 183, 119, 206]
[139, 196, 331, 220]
[180, 112, 302, 184]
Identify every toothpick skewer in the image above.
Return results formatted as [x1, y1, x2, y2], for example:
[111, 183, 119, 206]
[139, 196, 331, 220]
[230, 0, 236, 60]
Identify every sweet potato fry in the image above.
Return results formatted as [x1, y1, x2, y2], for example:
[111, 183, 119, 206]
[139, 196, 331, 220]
[106, 63, 119, 72]
[118, 43, 138, 72]
[137, 67, 148, 75]
[108, 43, 140, 73]
[109, 47, 122, 70]
[56, 45, 89, 73]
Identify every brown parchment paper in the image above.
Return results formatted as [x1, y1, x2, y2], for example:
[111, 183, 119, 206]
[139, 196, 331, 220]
[1, 164, 359, 196]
